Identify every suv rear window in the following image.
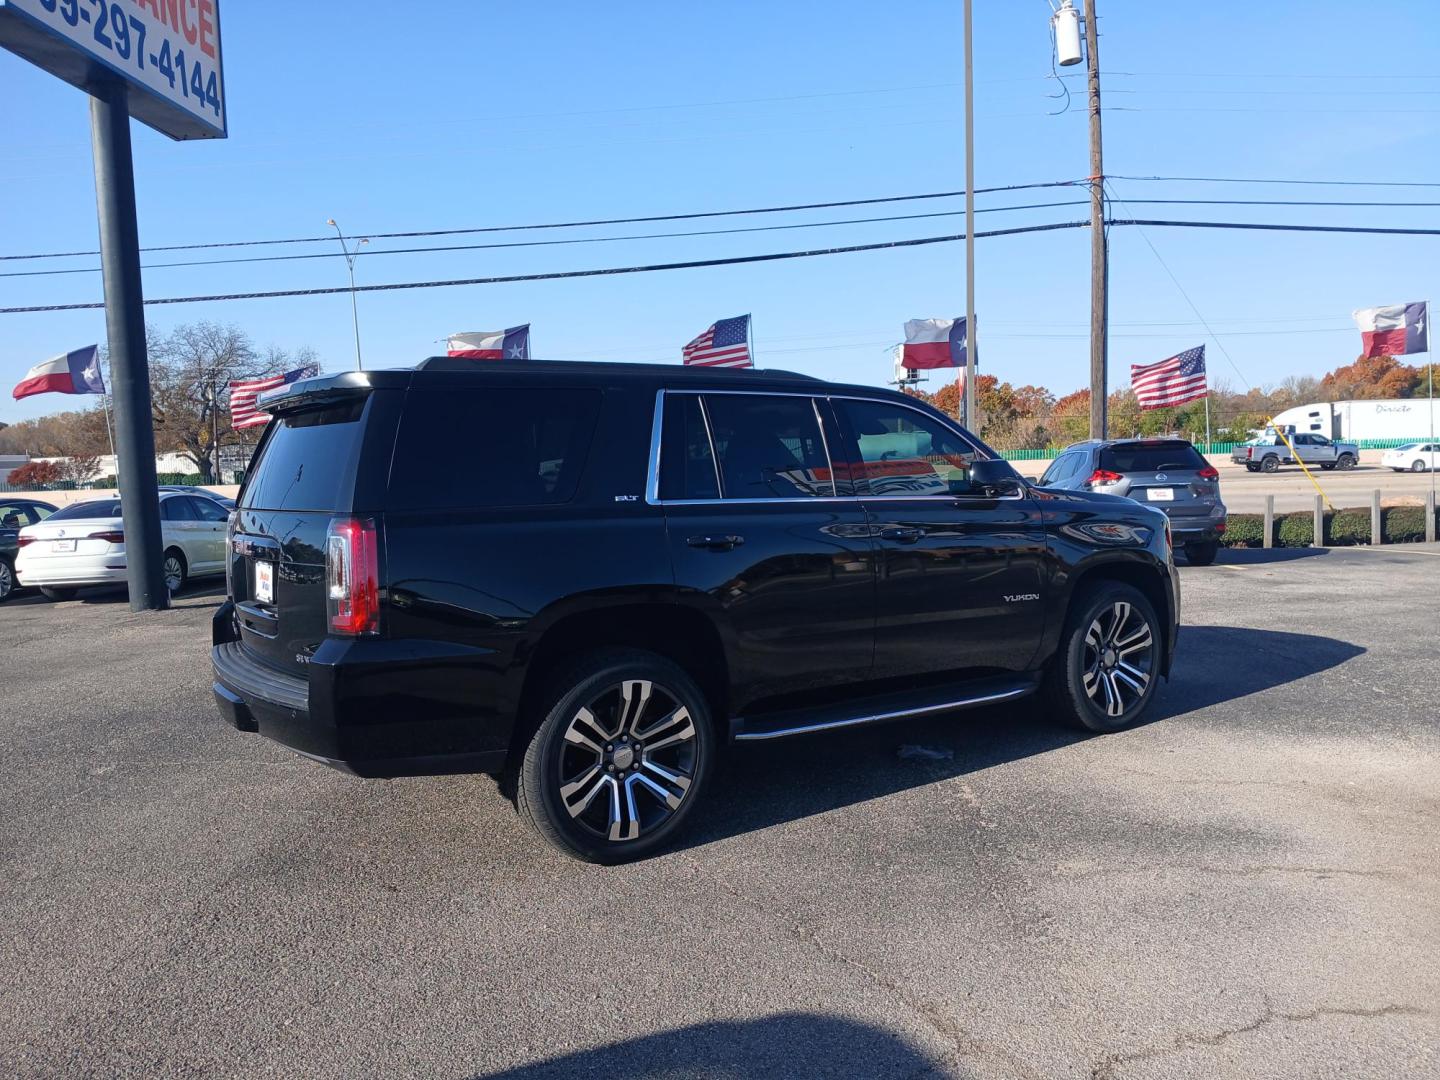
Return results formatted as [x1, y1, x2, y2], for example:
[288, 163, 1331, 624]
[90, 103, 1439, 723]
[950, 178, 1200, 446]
[388, 388, 601, 509]
[240, 400, 367, 512]
[1098, 442, 1205, 473]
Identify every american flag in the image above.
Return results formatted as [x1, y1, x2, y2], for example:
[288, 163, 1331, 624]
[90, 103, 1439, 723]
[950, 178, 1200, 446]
[682, 314, 751, 368]
[228, 366, 319, 430]
[1131, 346, 1207, 410]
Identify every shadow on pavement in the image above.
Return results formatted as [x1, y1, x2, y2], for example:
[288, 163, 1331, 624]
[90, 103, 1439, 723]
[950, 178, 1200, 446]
[471, 1012, 951, 1079]
[4, 582, 226, 608]
[681, 625, 1364, 852]
[1212, 546, 1330, 564]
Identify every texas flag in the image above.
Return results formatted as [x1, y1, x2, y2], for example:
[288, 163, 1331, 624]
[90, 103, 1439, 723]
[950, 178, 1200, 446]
[901, 318, 969, 370]
[447, 325, 530, 360]
[12, 345, 106, 401]
[1352, 302, 1428, 358]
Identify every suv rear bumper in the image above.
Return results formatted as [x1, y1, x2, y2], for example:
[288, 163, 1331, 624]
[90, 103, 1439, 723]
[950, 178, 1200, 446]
[210, 601, 509, 778]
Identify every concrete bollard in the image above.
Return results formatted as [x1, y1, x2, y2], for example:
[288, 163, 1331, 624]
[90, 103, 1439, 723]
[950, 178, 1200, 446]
[1428, 490, 1437, 544]
[1263, 495, 1274, 549]
[1372, 489, 1382, 546]
[1314, 494, 1325, 548]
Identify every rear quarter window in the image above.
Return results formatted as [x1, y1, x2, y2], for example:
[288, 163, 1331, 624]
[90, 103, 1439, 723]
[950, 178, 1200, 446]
[387, 388, 602, 509]
[239, 399, 368, 512]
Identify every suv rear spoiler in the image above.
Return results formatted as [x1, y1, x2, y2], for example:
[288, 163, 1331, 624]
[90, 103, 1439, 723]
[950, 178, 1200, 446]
[257, 370, 402, 414]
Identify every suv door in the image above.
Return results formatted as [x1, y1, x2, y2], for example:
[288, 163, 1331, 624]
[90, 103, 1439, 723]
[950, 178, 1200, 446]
[831, 396, 1048, 680]
[655, 391, 876, 708]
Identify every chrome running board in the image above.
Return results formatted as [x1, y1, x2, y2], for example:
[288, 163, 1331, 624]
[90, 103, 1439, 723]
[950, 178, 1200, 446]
[732, 674, 1039, 742]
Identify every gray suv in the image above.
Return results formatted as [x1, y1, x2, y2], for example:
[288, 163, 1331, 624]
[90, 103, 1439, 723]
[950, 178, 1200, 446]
[1037, 438, 1226, 565]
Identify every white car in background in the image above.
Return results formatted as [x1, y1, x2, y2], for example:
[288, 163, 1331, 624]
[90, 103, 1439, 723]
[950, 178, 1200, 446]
[1382, 442, 1440, 473]
[14, 491, 229, 601]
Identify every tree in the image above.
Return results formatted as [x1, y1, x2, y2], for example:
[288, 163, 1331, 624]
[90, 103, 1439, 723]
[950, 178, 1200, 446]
[7, 460, 63, 488]
[57, 454, 102, 485]
[1051, 389, 1091, 444]
[1320, 355, 1421, 401]
[147, 322, 318, 482]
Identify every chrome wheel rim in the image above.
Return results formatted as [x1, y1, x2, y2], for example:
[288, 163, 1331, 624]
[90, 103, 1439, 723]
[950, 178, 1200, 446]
[163, 556, 183, 593]
[1082, 602, 1155, 719]
[558, 679, 698, 843]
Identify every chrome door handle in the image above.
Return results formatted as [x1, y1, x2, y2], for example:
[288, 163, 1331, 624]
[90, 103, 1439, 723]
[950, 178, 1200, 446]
[880, 526, 922, 543]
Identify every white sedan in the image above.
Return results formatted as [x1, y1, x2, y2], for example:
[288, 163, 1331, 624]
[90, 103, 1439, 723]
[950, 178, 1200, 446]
[1382, 442, 1440, 473]
[15, 491, 229, 601]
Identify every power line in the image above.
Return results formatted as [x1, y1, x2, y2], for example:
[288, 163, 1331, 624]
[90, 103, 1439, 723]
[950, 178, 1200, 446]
[1112, 174, 1440, 188]
[0, 221, 1090, 314]
[5, 216, 1439, 318]
[0, 200, 1094, 280]
[0, 181, 1084, 263]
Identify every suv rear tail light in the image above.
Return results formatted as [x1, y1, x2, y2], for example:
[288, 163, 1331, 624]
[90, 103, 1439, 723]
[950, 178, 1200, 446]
[326, 517, 379, 636]
[1196, 465, 1219, 480]
[1085, 469, 1124, 486]
[88, 530, 125, 544]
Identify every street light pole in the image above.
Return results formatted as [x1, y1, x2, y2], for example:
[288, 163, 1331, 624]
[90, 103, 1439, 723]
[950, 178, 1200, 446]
[326, 219, 369, 371]
[962, 0, 977, 430]
[1084, 0, 1108, 440]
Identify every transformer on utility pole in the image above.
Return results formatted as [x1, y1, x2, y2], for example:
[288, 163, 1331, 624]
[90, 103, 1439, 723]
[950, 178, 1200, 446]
[1051, 0, 1108, 440]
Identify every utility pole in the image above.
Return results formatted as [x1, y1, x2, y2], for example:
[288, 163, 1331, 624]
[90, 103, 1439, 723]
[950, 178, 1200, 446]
[962, 0, 978, 430]
[1085, 0, 1108, 439]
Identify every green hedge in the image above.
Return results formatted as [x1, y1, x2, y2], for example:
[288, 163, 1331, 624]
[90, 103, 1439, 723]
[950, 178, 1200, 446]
[1221, 505, 1435, 548]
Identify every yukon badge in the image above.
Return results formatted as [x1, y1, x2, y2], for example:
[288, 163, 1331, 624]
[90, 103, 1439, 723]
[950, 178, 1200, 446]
[1004, 593, 1040, 603]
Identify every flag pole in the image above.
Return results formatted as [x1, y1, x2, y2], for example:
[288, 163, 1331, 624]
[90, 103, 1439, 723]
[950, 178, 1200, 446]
[747, 313, 755, 369]
[1204, 392, 1212, 452]
[100, 360, 117, 478]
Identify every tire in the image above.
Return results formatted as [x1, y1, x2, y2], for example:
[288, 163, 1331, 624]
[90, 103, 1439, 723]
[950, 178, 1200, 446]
[1321, 464, 1335, 471]
[163, 549, 188, 594]
[1260, 455, 1280, 473]
[1245, 464, 1259, 473]
[517, 648, 716, 863]
[1337, 453, 1356, 470]
[1184, 541, 1218, 566]
[40, 586, 77, 602]
[0, 558, 14, 603]
[1412, 460, 1427, 473]
[1045, 582, 1163, 733]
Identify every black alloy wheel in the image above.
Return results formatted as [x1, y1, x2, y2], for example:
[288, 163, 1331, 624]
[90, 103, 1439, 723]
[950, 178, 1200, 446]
[1261, 456, 1280, 473]
[1046, 583, 1162, 733]
[0, 558, 14, 602]
[518, 649, 714, 863]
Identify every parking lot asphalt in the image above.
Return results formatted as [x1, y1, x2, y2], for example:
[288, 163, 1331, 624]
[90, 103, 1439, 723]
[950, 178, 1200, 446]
[1, 551, 1437, 1080]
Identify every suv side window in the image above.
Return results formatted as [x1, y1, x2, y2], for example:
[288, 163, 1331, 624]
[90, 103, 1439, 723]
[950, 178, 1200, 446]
[1040, 452, 1078, 486]
[837, 398, 979, 496]
[700, 394, 833, 499]
[388, 388, 602, 509]
[659, 395, 720, 500]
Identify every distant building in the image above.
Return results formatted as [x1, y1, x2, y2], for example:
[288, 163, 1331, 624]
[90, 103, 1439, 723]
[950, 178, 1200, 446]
[1269, 399, 1439, 442]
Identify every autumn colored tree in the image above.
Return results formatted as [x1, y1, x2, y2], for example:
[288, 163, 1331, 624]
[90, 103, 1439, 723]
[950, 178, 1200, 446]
[1320, 355, 1421, 400]
[7, 460, 63, 488]
[57, 454, 103, 485]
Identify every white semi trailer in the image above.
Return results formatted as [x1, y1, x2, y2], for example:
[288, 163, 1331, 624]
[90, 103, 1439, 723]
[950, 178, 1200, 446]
[1270, 398, 1439, 442]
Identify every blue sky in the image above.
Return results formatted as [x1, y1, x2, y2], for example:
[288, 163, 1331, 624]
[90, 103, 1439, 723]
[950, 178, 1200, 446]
[3, 0, 1438, 423]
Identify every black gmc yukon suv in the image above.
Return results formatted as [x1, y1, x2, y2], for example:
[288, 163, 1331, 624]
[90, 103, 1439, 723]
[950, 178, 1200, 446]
[213, 360, 1179, 862]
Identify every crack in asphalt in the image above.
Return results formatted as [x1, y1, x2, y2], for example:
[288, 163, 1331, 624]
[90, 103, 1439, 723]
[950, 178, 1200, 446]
[1088, 997, 1431, 1079]
[677, 849, 1043, 1080]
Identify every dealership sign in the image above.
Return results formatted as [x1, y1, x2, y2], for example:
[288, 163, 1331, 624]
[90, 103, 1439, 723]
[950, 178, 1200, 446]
[0, 0, 225, 139]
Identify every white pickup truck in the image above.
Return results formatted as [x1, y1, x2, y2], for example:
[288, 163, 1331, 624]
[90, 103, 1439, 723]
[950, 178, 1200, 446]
[1231, 432, 1359, 473]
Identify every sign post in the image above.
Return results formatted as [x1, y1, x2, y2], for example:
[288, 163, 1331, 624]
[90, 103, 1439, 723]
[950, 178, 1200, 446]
[1, 0, 226, 611]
